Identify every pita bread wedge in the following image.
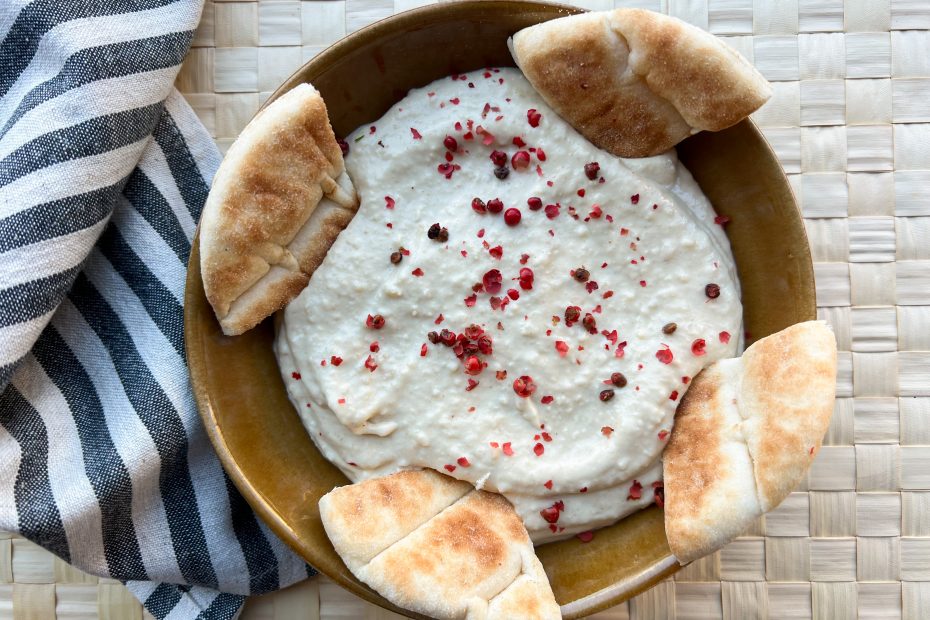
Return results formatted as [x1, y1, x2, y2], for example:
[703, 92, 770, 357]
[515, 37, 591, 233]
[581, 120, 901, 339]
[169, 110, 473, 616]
[664, 321, 836, 564]
[199, 83, 359, 336]
[662, 358, 764, 564]
[740, 321, 838, 512]
[319, 469, 560, 620]
[509, 9, 772, 157]
[318, 469, 471, 573]
[479, 554, 561, 620]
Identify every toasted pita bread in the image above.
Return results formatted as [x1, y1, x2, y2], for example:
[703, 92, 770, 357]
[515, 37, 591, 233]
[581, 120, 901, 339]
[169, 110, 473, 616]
[318, 469, 471, 573]
[199, 83, 359, 335]
[662, 359, 764, 564]
[319, 469, 560, 620]
[479, 554, 561, 620]
[664, 321, 836, 564]
[509, 9, 772, 157]
[740, 321, 838, 511]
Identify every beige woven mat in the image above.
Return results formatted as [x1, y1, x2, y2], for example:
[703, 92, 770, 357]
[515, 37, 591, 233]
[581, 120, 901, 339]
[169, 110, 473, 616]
[4, 0, 930, 618]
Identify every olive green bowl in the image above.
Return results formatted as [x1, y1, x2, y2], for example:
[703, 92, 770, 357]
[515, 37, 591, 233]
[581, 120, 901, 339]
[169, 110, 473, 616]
[184, 2, 815, 617]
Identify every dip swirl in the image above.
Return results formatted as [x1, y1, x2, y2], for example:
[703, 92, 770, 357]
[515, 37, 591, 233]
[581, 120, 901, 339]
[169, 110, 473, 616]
[275, 68, 742, 541]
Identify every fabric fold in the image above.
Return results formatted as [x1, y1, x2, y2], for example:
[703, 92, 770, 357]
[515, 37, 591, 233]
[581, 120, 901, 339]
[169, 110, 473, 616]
[0, 3, 311, 618]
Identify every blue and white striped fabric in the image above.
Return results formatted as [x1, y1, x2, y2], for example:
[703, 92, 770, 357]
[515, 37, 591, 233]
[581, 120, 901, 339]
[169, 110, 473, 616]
[0, 1, 312, 618]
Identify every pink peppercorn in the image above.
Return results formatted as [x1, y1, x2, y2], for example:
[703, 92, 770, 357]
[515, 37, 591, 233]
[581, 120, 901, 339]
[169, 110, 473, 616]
[511, 151, 531, 170]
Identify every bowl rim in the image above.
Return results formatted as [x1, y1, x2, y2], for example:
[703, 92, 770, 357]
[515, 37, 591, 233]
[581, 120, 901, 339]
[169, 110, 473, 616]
[265, 0, 585, 111]
[186, 2, 813, 617]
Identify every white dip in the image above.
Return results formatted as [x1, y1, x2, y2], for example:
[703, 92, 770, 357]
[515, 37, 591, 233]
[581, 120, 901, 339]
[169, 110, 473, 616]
[275, 68, 742, 542]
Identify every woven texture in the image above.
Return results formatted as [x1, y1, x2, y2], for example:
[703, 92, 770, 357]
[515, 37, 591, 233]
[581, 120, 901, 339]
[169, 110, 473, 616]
[5, 0, 928, 618]
[0, 531, 322, 619]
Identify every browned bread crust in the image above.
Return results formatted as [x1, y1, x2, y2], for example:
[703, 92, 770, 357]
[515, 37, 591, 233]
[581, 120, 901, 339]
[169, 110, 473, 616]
[319, 469, 560, 619]
[740, 321, 838, 511]
[318, 469, 471, 572]
[199, 83, 359, 335]
[510, 9, 772, 157]
[663, 360, 762, 564]
[664, 321, 836, 563]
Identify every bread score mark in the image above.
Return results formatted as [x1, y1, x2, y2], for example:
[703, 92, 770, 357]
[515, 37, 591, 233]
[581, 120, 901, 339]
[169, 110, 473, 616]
[663, 321, 837, 564]
[319, 469, 560, 619]
[509, 8, 772, 158]
[199, 83, 359, 335]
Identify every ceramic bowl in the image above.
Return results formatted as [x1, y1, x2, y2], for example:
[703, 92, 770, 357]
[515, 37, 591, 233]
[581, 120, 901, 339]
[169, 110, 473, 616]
[185, 2, 815, 617]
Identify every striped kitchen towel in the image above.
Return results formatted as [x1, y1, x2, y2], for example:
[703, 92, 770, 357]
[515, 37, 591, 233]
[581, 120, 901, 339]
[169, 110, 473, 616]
[0, 1, 312, 618]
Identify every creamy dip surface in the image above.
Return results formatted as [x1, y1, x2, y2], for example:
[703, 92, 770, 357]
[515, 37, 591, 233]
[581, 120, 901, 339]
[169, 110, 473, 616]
[275, 68, 742, 542]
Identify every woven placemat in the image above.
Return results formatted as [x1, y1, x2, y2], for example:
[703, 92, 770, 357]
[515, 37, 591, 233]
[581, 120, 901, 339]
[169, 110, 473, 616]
[4, 0, 929, 618]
